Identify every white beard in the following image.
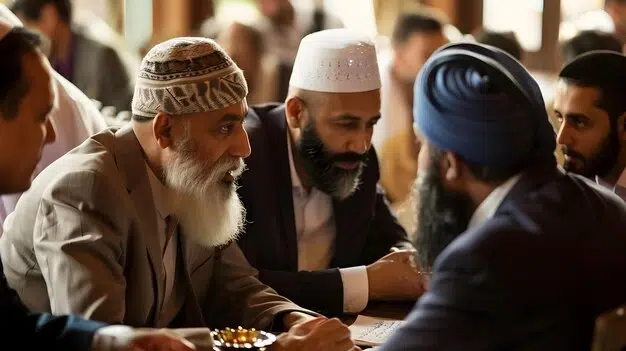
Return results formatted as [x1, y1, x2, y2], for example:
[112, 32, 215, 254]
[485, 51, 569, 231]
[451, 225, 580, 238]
[163, 138, 246, 248]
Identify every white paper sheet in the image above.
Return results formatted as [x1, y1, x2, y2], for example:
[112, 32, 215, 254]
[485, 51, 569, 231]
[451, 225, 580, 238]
[349, 315, 404, 346]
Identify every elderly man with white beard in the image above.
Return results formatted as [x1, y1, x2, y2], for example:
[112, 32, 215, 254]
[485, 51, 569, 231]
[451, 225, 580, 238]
[0, 36, 359, 351]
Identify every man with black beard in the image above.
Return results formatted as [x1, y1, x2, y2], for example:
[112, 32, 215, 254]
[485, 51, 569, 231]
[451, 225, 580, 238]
[0, 36, 360, 351]
[377, 42, 626, 350]
[554, 51, 626, 200]
[237, 29, 422, 317]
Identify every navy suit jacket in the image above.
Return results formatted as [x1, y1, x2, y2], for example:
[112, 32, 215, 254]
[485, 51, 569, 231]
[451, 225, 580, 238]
[1, 259, 104, 350]
[237, 104, 412, 316]
[379, 164, 626, 350]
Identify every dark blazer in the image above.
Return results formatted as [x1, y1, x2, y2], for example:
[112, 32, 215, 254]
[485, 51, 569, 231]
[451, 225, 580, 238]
[72, 30, 133, 113]
[379, 164, 626, 350]
[237, 103, 412, 316]
[0, 259, 103, 350]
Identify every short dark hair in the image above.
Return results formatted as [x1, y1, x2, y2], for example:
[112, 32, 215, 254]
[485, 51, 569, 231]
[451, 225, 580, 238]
[9, 0, 72, 23]
[561, 30, 622, 64]
[392, 11, 445, 46]
[430, 143, 523, 184]
[0, 27, 42, 119]
[559, 52, 626, 124]
[474, 30, 523, 61]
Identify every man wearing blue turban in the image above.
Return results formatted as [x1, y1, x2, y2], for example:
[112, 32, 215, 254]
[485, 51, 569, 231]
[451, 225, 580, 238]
[378, 42, 626, 350]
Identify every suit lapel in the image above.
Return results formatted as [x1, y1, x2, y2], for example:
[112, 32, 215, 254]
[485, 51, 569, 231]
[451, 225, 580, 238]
[332, 186, 366, 267]
[265, 106, 299, 269]
[113, 125, 164, 324]
[167, 233, 206, 328]
[332, 200, 352, 267]
[331, 148, 379, 267]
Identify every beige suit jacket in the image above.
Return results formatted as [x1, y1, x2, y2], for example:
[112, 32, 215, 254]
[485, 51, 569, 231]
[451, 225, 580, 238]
[0, 125, 308, 329]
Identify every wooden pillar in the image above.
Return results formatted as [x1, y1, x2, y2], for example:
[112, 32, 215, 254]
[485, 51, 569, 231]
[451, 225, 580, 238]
[189, 0, 215, 33]
[152, 0, 191, 41]
[423, 0, 458, 24]
[524, 0, 561, 71]
[149, 0, 214, 45]
[108, 0, 124, 33]
[455, 0, 483, 34]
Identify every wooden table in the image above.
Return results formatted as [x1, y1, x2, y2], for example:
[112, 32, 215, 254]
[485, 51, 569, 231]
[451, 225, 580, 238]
[341, 301, 415, 325]
[341, 301, 414, 349]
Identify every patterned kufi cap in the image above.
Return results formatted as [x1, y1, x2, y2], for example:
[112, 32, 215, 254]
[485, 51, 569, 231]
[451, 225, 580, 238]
[132, 37, 248, 118]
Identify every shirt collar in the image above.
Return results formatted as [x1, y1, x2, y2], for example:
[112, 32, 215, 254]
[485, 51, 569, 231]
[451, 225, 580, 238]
[467, 173, 523, 230]
[145, 163, 171, 220]
[287, 132, 306, 195]
[596, 166, 626, 192]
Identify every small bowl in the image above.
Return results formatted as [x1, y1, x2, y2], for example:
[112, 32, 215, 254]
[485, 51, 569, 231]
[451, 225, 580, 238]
[211, 326, 277, 350]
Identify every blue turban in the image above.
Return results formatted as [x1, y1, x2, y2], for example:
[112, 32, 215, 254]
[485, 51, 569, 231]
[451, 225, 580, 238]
[414, 42, 556, 168]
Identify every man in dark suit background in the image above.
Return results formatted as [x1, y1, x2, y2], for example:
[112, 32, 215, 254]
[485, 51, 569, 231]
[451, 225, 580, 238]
[0, 15, 195, 351]
[9, 0, 133, 113]
[237, 28, 423, 317]
[378, 42, 626, 350]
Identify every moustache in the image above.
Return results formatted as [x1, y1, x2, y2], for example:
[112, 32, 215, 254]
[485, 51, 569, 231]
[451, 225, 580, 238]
[330, 152, 368, 164]
[213, 157, 246, 179]
[561, 146, 585, 162]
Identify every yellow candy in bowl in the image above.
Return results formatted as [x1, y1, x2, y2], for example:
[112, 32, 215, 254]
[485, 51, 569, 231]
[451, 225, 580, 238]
[211, 326, 276, 350]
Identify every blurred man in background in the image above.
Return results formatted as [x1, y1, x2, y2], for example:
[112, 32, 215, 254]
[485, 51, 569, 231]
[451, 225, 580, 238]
[252, 0, 343, 101]
[9, 0, 133, 112]
[0, 3, 107, 225]
[217, 21, 280, 105]
[474, 29, 523, 61]
[372, 10, 448, 233]
[561, 30, 622, 64]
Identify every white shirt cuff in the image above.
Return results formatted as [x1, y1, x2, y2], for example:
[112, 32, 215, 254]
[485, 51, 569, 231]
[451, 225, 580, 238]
[339, 266, 369, 314]
[91, 325, 134, 351]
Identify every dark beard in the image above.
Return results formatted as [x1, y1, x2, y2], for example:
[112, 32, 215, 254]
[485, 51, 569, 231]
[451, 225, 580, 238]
[561, 127, 619, 179]
[416, 156, 476, 271]
[295, 121, 368, 199]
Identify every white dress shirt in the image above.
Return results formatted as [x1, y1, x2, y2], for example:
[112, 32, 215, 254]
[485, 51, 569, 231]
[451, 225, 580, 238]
[468, 174, 523, 230]
[145, 164, 178, 323]
[0, 72, 107, 224]
[596, 167, 626, 201]
[287, 136, 369, 313]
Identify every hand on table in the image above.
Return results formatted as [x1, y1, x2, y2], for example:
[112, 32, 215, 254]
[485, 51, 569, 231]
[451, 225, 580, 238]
[283, 311, 318, 330]
[93, 326, 196, 351]
[366, 249, 425, 301]
[123, 329, 196, 351]
[273, 317, 360, 351]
